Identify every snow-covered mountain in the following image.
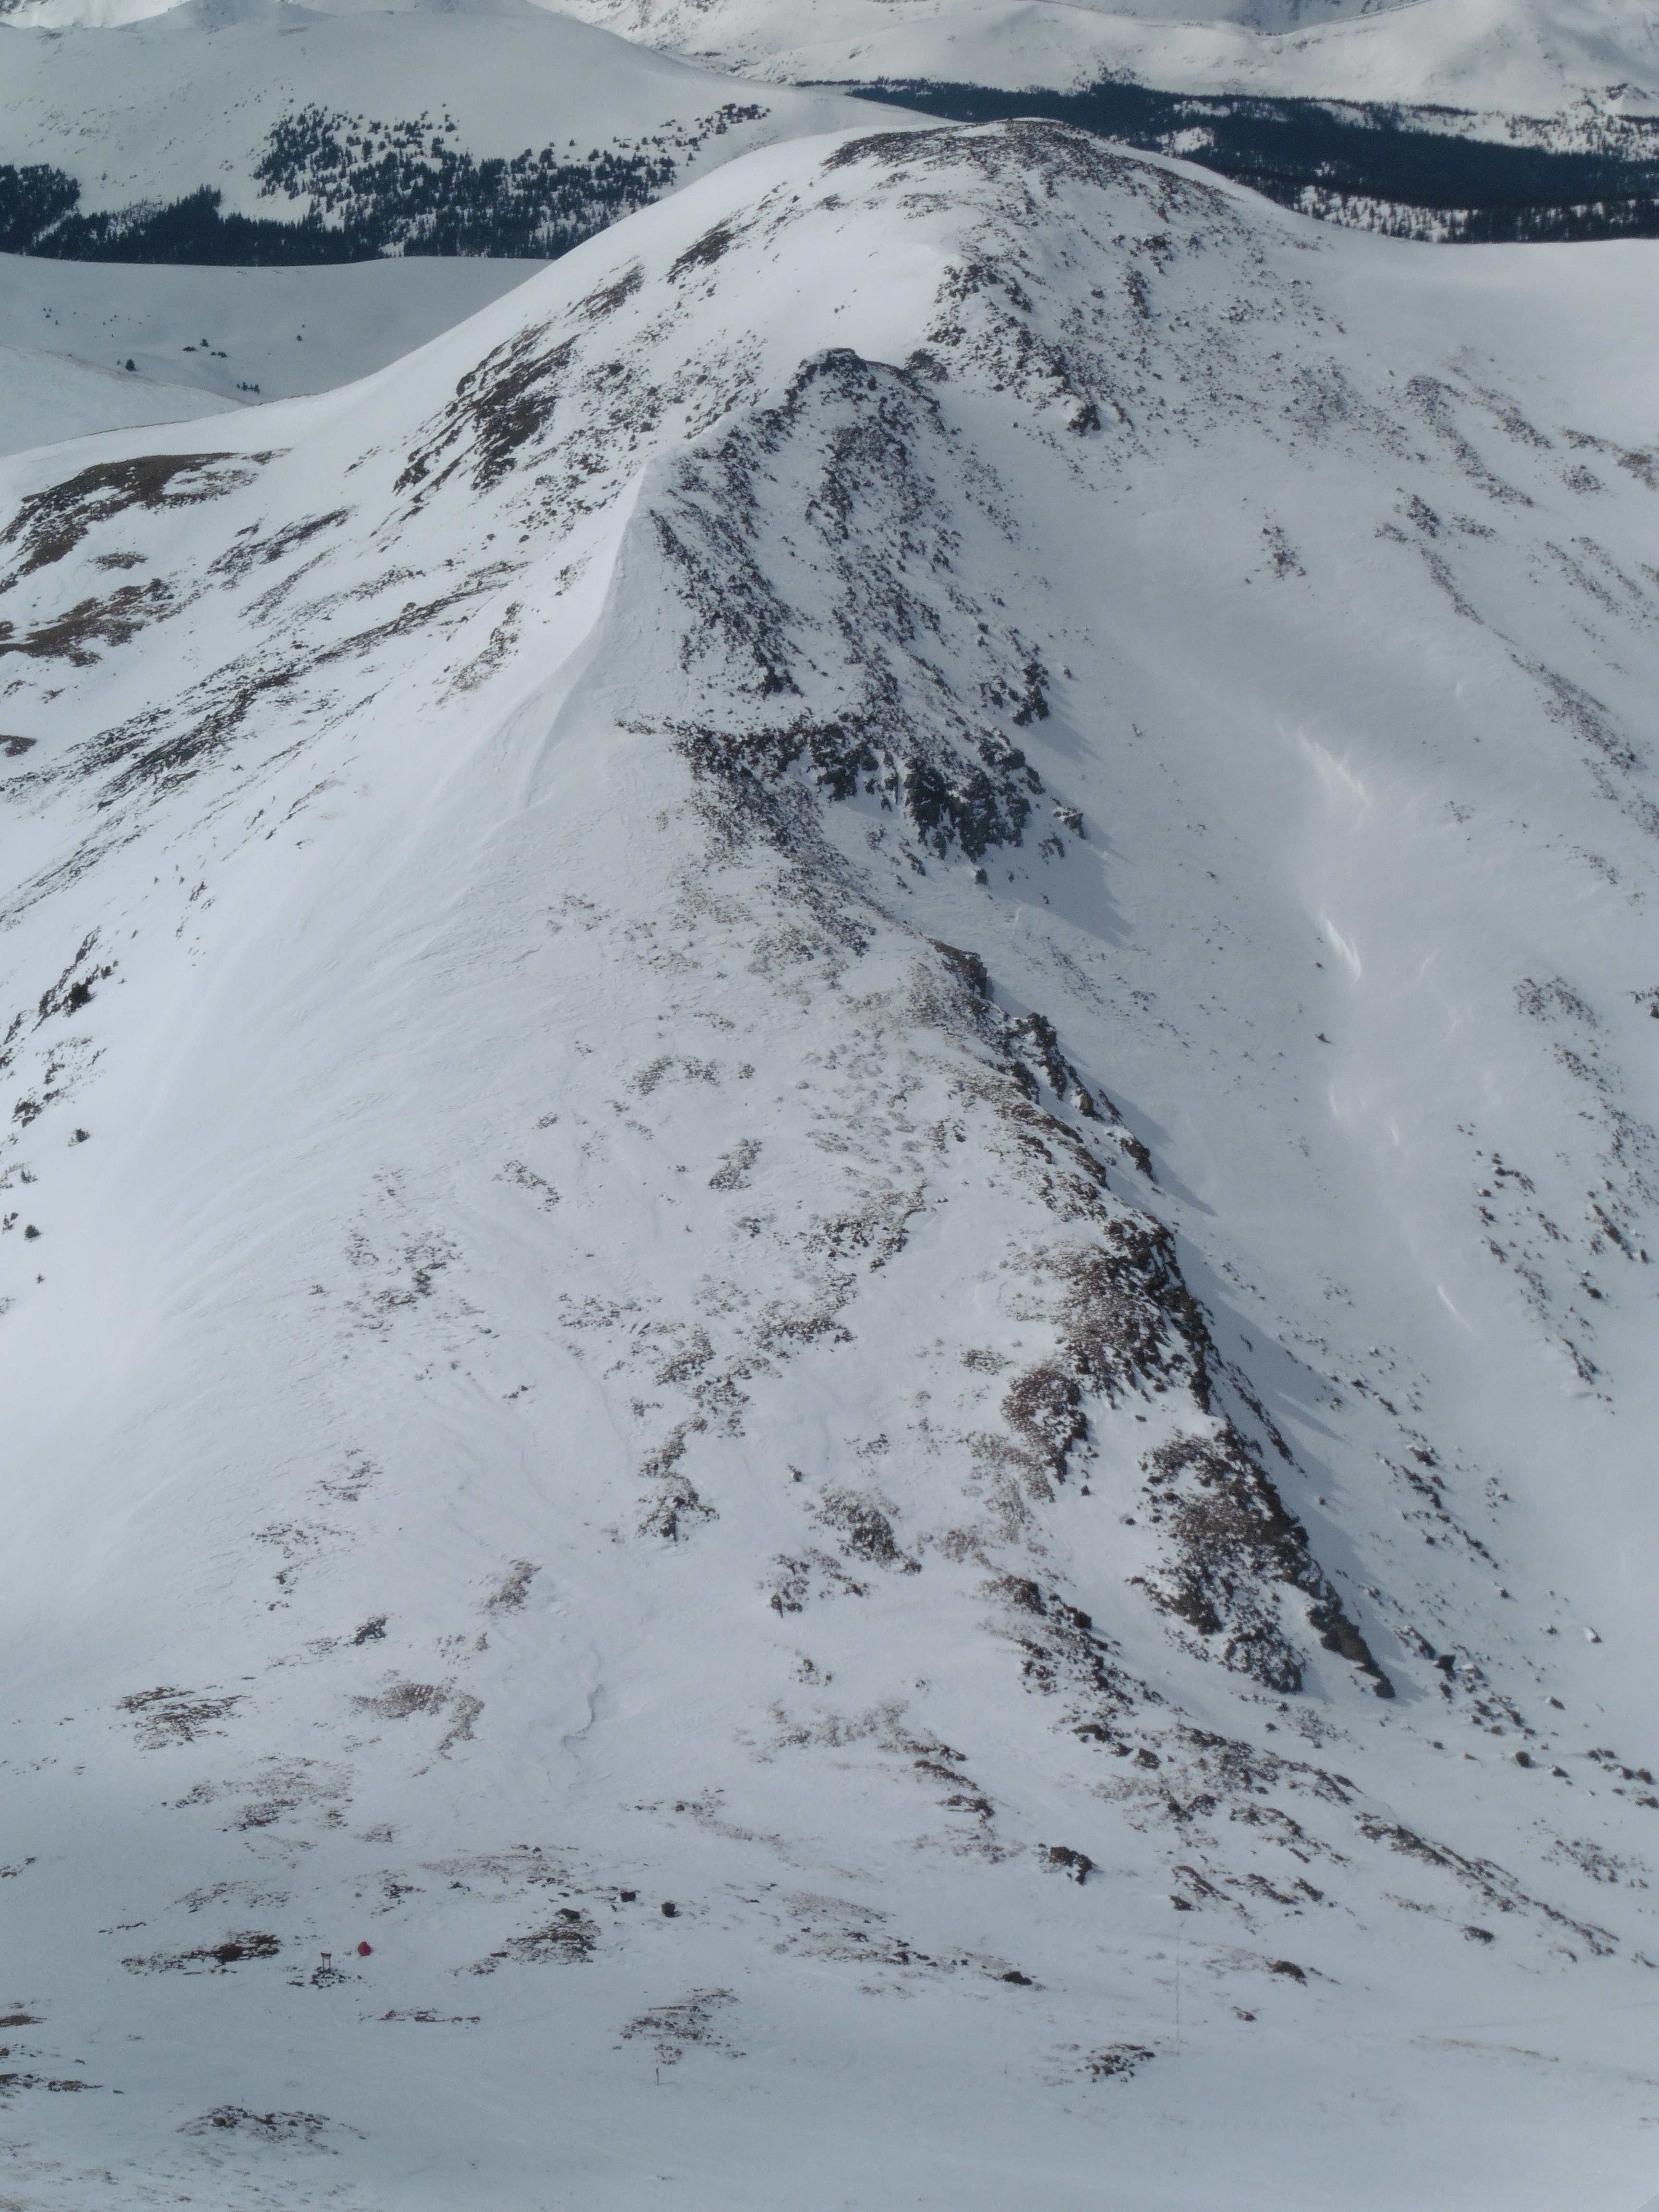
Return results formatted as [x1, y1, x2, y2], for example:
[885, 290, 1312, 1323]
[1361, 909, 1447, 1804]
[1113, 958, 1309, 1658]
[3, 117, 1659, 2209]
[0, 0, 897, 257]
[13, 0, 1659, 124]
[7, 0, 1652, 266]
[0, 0, 896, 451]
[553, 0, 1659, 119]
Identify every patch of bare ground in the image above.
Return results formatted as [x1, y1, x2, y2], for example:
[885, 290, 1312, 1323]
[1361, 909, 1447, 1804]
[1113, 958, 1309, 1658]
[1134, 1427, 1392, 1695]
[622, 1988, 739, 2062]
[118, 1686, 243, 1748]
[123, 1931, 281, 1974]
[469, 1909, 599, 1972]
[0, 578, 173, 665]
[179, 2105, 356, 2146]
[0, 452, 266, 583]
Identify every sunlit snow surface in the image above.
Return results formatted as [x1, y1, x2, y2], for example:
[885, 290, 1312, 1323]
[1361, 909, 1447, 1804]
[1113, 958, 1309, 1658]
[2, 121, 1659, 2210]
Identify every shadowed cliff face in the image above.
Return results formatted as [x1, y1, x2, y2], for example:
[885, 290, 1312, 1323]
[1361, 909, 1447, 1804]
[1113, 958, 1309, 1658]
[0, 119, 1657, 2210]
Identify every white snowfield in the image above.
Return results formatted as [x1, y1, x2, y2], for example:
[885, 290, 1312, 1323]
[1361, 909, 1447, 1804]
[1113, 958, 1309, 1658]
[2, 119, 1659, 2210]
[0, 0, 899, 221]
[0, 339, 236, 459]
[0, 252, 548, 458]
[550, 0, 1659, 115]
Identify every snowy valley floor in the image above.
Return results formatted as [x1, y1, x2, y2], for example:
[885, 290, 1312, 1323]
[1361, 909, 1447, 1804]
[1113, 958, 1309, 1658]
[2, 121, 1659, 2209]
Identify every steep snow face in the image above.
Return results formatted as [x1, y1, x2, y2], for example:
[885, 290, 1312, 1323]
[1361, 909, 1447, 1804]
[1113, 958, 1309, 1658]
[3, 121, 1659, 2208]
[0, 0, 896, 243]
[552, 0, 1659, 115]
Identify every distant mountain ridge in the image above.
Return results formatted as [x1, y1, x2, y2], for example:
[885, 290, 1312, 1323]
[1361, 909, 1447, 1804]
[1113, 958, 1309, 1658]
[553, 0, 1659, 116]
[8, 0, 1659, 261]
[844, 76, 1659, 241]
[0, 0, 898, 261]
[547, 0, 1659, 241]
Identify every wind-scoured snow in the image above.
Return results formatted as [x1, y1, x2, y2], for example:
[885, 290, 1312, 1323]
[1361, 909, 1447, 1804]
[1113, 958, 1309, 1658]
[2, 120, 1659, 2210]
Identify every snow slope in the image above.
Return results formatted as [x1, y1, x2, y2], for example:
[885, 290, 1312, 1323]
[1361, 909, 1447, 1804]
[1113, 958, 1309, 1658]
[0, 343, 235, 460]
[550, 0, 1659, 117]
[0, 0, 897, 233]
[3, 120, 1659, 2209]
[0, 252, 545, 418]
[0, 254, 550, 457]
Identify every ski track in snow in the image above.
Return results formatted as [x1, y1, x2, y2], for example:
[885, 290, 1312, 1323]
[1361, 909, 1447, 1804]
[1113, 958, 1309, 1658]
[0, 118, 1658, 2208]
